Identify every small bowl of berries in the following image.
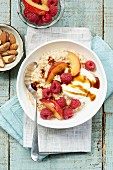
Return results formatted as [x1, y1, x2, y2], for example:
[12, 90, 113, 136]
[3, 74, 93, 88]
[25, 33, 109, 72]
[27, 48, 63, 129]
[17, 0, 64, 28]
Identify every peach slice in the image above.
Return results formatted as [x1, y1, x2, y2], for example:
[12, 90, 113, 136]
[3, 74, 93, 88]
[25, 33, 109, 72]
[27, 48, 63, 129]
[22, 0, 49, 15]
[41, 0, 48, 6]
[40, 99, 63, 120]
[46, 62, 68, 84]
[68, 51, 80, 76]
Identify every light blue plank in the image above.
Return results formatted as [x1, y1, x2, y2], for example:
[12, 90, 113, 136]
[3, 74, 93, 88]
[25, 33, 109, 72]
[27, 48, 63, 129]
[0, 1, 10, 170]
[104, 0, 113, 112]
[103, 113, 113, 170]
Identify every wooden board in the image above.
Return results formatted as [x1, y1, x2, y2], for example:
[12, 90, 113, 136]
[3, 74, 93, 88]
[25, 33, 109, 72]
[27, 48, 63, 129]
[0, 1, 10, 170]
[9, 0, 103, 170]
[103, 0, 113, 169]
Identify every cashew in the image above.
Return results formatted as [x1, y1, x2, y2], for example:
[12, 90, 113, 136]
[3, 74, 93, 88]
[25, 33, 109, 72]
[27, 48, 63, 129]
[0, 54, 5, 68]
[2, 50, 18, 56]
[9, 33, 16, 44]
[10, 43, 18, 50]
[3, 55, 16, 64]
[0, 42, 10, 53]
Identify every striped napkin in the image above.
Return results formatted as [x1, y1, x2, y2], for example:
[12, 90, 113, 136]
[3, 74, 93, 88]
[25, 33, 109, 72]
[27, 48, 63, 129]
[24, 27, 92, 153]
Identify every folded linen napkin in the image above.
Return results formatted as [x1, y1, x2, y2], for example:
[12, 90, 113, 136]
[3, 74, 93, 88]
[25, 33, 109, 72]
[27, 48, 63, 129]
[24, 27, 92, 153]
[0, 33, 113, 160]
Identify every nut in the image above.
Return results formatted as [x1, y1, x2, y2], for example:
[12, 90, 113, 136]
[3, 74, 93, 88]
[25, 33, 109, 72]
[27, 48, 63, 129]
[0, 42, 10, 53]
[0, 29, 2, 36]
[10, 43, 18, 50]
[0, 31, 7, 44]
[3, 55, 16, 64]
[9, 33, 16, 44]
[0, 54, 5, 68]
[2, 50, 18, 56]
[6, 32, 9, 41]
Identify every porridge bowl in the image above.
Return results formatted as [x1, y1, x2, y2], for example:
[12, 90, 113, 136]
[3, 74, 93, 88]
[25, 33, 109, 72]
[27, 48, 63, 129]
[16, 40, 107, 129]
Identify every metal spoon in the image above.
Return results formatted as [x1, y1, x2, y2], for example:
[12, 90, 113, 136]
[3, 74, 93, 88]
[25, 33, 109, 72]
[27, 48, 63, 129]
[24, 62, 39, 161]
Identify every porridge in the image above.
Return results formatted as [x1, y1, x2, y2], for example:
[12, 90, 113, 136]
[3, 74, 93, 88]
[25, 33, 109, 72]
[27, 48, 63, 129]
[29, 49, 100, 120]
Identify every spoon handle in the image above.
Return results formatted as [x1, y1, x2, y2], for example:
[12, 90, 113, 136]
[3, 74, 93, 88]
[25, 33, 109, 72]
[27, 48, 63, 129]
[31, 98, 39, 161]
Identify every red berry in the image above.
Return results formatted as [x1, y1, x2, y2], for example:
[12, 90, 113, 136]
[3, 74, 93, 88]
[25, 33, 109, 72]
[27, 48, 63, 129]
[49, 5, 58, 17]
[42, 88, 52, 99]
[50, 81, 62, 94]
[26, 12, 39, 23]
[40, 108, 53, 120]
[35, 16, 44, 25]
[70, 99, 81, 109]
[60, 73, 73, 84]
[23, 8, 30, 17]
[57, 97, 67, 108]
[42, 13, 52, 23]
[48, 0, 58, 7]
[63, 108, 74, 120]
[32, 0, 41, 4]
[85, 60, 96, 71]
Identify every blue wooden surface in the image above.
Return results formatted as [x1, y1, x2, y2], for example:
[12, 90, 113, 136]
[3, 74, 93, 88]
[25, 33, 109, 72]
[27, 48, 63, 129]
[0, 0, 113, 169]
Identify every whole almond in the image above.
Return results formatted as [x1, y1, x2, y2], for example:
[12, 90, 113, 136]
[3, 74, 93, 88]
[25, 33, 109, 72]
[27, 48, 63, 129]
[6, 32, 9, 41]
[0, 54, 5, 68]
[3, 55, 16, 64]
[10, 43, 18, 50]
[2, 50, 18, 56]
[9, 33, 16, 44]
[0, 29, 2, 36]
[0, 31, 7, 44]
[0, 42, 10, 53]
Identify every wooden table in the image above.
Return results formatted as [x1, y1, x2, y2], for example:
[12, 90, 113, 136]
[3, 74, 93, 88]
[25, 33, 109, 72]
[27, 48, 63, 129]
[0, 0, 113, 169]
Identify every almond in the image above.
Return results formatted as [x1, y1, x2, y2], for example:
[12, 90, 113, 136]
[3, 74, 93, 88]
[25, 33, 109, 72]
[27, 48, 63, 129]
[9, 33, 16, 44]
[2, 50, 18, 56]
[10, 43, 18, 50]
[6, 32, 9, 41]
[0, 42, 10, 53]
[3, 55, 16, 64]
[0, 29, 2, 36]
[0, 31, 7, 44]
[0, 54, 5, 68]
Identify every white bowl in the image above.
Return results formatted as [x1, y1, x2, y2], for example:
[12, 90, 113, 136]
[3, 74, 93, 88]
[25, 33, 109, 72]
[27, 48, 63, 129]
[0, 24, 24, 71]
[17, 40, 107, 129]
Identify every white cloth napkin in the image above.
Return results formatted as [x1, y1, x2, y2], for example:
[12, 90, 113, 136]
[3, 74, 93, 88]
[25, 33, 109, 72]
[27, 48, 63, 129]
[24, 27, 92, 153]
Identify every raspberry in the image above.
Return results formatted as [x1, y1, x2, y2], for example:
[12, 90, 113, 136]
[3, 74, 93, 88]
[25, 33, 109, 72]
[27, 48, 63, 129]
[48, 0, 58, 6]
[49, 5, 58, 17]
[23, 8, 30, 17]
[63, 108, 74, 120]
[42, 13, 52, 23]
[85, 60, 96, 71]
[50, 81, 62, 94]
[70, 99, 81, 109]
[60, 73, 72, 84]
[26, 12, 39, 23]
[40, 108, 53, 120]
[32, 0, 41, 4]
[57, 97, 67, 108]
[42, 88, 52, 99]
[35, 16, 44, 25]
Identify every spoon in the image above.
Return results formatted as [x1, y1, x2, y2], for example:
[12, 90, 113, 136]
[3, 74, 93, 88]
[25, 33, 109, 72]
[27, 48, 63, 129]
[24, 62, 40, 161]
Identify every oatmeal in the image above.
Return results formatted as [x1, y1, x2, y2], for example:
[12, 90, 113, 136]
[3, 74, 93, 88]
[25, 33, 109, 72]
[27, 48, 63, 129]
[29, 49, 100, 120]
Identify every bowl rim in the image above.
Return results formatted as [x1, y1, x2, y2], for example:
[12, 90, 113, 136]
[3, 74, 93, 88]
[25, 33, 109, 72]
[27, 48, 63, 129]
[17, 0, 65, 29]
[0, 23, 24, 71]
[16, 39, 107, 129]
